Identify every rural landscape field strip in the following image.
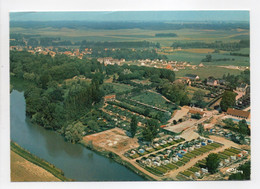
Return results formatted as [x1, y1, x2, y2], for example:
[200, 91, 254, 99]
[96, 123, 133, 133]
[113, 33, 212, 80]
[11, 141, 71, 181]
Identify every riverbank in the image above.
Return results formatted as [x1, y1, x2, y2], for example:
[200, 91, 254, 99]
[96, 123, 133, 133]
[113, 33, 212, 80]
[11, 151, 60, 182]
[80, 140, 156, 181]
[11, 141, 72, 182]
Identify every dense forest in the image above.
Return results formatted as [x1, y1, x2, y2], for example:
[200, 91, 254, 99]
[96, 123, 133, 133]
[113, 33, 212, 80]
[10, 51, 177, 142]
[10, 51, 106, 143]
[155, 33, 177, 37]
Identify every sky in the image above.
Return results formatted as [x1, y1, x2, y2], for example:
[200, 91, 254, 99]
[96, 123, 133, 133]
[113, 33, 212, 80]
[10, 11, 249, 22]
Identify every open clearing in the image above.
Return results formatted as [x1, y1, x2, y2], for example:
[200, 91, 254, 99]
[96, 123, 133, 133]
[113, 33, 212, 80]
[165, 119, 197, 133]
[83, 127, 139, 154]
[11, 151, 60, 182]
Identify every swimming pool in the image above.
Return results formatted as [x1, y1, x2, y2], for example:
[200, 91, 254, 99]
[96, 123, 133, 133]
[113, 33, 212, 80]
[230, 118, 250, 125]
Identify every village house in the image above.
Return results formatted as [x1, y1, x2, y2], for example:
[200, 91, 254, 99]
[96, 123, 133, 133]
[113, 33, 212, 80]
[185, 74, 200, 80]
[207, 77, 219, 86]
[104, 95, 116, 102]
[188, 109, 206, 117]
[226, 108, 250, 119]
[166, 64, 173, 70]
[175, 77, 191, 86]
[198, 63, 204, 67]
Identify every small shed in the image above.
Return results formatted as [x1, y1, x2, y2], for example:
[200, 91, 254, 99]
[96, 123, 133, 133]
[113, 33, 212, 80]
[153, 161, 160, 166]
[224, 159, 230, 163]
[201, 168, 208, 174]
[172, 157, 178, 162]
[195, 172, 201, 177]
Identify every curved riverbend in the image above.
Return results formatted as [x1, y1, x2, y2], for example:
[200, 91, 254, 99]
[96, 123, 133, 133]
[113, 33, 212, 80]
[10, 90, 145, 181]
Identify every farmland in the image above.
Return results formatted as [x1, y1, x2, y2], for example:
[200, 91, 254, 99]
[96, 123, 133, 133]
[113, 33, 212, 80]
[11, 141, 71, 181]
[130, 91, 176, 112]
[175, 66, 241, 80]
[11, 151, 61, 182]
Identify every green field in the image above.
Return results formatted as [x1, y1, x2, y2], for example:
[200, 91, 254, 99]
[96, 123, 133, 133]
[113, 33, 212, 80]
[103, 83, 134, 94]
[130, 91, 175, 111]
[11, 26, 250, 69]
[175, 66, 242, 80]
[166, 50, 249, 66]
[10, 27, 248, 46]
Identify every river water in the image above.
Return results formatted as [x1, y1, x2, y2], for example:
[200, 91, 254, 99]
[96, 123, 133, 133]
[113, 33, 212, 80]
[10, 90, 144, 181]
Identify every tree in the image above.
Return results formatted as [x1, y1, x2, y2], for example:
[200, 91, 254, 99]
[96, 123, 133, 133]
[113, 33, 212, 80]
[142, 119, 159, 143]
[87, 120, 99, 132]
[229, 161, 250, 180]
[198, 124, 204, 135]
[220, 90, 237, 111]
[192, 90, 206, 107]
[191, 113, 202, 120]
[202, 54, 212, 62]
[65, 122, 85, 144]
[206, 153, 221, 174]
[238, 119, 250, 135]
[130, 115, 138, 138]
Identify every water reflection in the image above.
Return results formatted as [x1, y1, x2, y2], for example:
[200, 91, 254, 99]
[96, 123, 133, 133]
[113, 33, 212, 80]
[10, 89, 144, 181]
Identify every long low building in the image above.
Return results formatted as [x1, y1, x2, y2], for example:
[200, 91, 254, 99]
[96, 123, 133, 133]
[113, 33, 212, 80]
[226, 108, 250, 119]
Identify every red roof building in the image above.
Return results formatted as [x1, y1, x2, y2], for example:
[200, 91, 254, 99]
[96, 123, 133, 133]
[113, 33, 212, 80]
[226, 108, 250, 119]
[104, 95, 116, 101]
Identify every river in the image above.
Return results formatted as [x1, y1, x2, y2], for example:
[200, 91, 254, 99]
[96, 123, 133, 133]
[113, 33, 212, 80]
[10, 89, 145, 181]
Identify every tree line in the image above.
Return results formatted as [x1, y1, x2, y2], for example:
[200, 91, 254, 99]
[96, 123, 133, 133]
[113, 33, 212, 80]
[171, 40, 249, 51]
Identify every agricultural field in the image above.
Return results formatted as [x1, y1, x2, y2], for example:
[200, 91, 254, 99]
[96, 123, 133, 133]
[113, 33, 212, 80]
[11, 151, 61, 182]
[130, 91, 176, 112]
[166, 51, 249, 66]
[175, 66, 242, 80]
[104, 104, 147, 125]
[10, 27, 248, 45]
[103, 83, 134, 94]
[186, 86, 211, 100]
